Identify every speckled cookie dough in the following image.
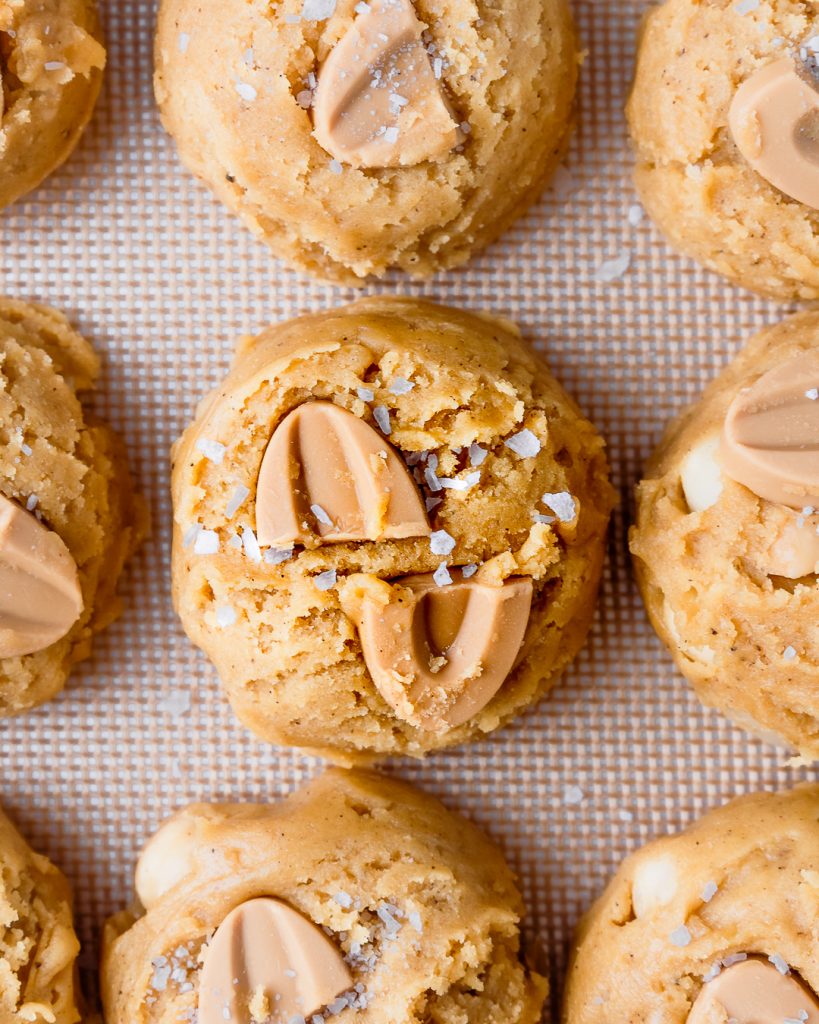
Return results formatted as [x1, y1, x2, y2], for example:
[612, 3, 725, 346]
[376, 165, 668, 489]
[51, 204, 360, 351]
[627, 0, 819, 302]
[153, 0, 577, 285]
[171, 297, 615, 762]
[563, 786, 819, 1024]
[0, 802, 81, 1024]
[101, 769, 548, 1024]
[0, 298, 146, 716]
[0, 0, 105, 210]
[631, 312, 819, 763]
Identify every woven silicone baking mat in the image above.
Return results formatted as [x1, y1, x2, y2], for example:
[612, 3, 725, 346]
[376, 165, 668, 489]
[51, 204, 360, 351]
[0, 0, 812, 1019]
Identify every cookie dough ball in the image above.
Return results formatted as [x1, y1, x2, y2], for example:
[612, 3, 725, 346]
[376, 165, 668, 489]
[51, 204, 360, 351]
[631, 313, 819, 761]
[0, 298, 146, 715]
[627, 0, 819, 301]
[563, 786, 819, 1024]
[171, 297, 615, 761]
[0, 803, 81, 1024]
[102, 769, 548, 1024]
[0, 0, 105, 210]
[153, 0, 577, 285]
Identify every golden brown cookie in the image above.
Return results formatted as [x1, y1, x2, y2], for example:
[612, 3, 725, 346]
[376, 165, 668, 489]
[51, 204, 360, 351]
[1, 0, 105, 210]
[171, 297, 615, 762]
[102, 769, 547, 1024]
[627, 0, 819, 301]
[153, 0, 577, 284]
[563, 786, 819, 1024]
[0, 802, 81, 1024]
[0, 298, 146, 716]
[631, 312, 819, 762]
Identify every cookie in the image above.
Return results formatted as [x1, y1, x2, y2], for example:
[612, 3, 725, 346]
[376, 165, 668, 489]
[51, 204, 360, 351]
[627, 0, 819, 301]
[101, 769, 548, 1024]
[153, 0, 577, 285]
[631, 313, 819, 762]
[0, 298, 146, 716]
[563, 786, 819, 1023]
[171, 297, 615, 762]
[1, 0, 105, 210]
[0, 802, 81, 1024]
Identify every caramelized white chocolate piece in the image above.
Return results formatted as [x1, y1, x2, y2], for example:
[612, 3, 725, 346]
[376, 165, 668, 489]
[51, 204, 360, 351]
[198, 898, 352, 1024]
[680, 433, 724, 513]
[312, 0, 461, 168]
[729, 57, 819, 210]
[344, 571, 532, 730]
[720, 351, 819, 510]
[135, 809, 201, 909]
[0, 493, 82, 658]
[687, 959, 819, 1024]
[631, 855, 678, 918]
[255, 401, 429, 547]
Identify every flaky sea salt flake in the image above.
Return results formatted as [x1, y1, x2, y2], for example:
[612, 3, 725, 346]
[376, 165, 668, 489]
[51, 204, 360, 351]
[701, 880, 718, 903]
[226, 484, 250, 518]
[194, 529, 219, 555]
[735, 0, 759, 13]
[389, 376, 414, 395]
[311, 504, 333, 527]
[242, 527, 262, 563]
[595, 250, 631, 284]
[357, 387, 374, 402]
[670, 925, 692, 947]
[302, 0, 337, 17]
[430, 530, 456, 555]
[769, 953, 790, 975]
[314, 569, 337, 591]
[373, 405, 391, 435]
[215, 605, 236, 628]
[196, 438, 226, 464]
[433, 562, 452, 587]
[235, 81, 257, 101]
[543, 491, 577, 522]
[178, 32, 190, 53]
[505, 429, 541, 458]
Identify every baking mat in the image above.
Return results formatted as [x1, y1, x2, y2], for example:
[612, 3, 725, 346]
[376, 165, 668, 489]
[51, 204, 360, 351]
[0, 0, 811, 1019]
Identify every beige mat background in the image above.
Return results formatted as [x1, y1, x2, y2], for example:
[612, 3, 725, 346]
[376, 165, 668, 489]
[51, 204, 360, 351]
[0, 0, 812, 1019]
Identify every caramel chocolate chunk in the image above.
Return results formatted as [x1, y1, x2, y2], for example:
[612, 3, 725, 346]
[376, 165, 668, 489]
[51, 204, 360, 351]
[312, 0, 462, 168]
[198, 898, 353, 1024]
[0, 493, 82, 658]
[255, 401, 429, 547]
[687, 959, 819, 1024]
[729, 57, 819, 210]
[342, 571, 533, 730]
[720, 351, 819, 510]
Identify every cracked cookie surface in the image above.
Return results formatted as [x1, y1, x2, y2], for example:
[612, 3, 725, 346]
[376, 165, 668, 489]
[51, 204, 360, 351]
[0, 0, 105, 210]
[627, 0, 819, 301]
[171, 297, 614, 762]
[0, 298, 146, 715]
[631, 313, 819, 762]
[153, 0, 576, 284]
[102, 769, 548, 1024]
[563, 786, 819, 1023]
[0, 803, 81, 1024]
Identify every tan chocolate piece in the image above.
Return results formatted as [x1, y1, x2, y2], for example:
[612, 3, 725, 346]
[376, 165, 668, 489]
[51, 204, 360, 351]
[720, 351, 819, 510]
[687, 959, 819, 1024]
[342, 571, 532, 730]
[729, 57, 819, 210]
[312, 0, 462, 168]
[255, 401, 430, 547]
[198, 898, 353, 1024]
[0, 493, 82, 659]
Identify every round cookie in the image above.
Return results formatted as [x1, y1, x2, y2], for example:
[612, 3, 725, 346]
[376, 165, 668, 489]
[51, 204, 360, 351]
[153, 0, 577, 285]
[631, 312, 819, 761]
[101, 768, 548, 1024]
[627, 0, 819, 302]
[171, 297, 615, 762]
[563, 786, 819, 1024]
[0, 298, 146, 716]
[1, 0, 105, 210]
[0, 802, 81, 1024]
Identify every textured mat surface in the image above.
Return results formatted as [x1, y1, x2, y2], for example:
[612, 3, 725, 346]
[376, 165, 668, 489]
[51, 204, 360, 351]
[0, 0, 809, 1019]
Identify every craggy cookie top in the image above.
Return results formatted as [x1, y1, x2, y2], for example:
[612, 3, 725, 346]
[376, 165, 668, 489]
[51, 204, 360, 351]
[627, 0, 819, 300]
[0, 299, 146, 715]
[102, 769, 548, 1024]
[153, 0, 577, 283]
[0, 803, 80, 1024]
[631, 313, 819, 762]
[563, 786, 819, 1024]
[0, 0, 105, 209]
[171, 297, 614, 761]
